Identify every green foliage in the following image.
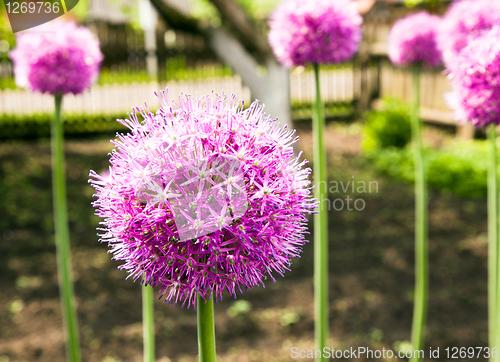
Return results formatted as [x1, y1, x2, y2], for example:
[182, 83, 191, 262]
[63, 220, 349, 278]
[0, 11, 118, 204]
[97, 68, 153, 85]
[404, 0, 442, 7]
[185, 0, 223, 28]
[0, 4, 15, 60]
[0, 112, 128, 139]
[0, 76, 16, 90]
[367, 140, 491, 199]
[165, 55, 233, 81]
[362, 97, 412, 151]
[292, 101, 354, 121]
[70, 0, 90, 21]
[235, 0, 281, 18]
[189, 0, 281, 21]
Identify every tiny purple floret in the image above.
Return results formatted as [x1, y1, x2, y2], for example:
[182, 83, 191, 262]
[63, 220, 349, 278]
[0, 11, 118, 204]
[89, 90, 317, 307]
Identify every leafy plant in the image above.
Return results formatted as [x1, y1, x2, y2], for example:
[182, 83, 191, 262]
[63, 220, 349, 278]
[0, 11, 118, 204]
[367, 140, 491, 199]
[362, 97, 412, 151]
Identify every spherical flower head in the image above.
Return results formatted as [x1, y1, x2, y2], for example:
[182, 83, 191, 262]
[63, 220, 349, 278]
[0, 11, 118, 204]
[445, 26, 500, 127]
[268, 0, 362, 67]
[388, 12, 442, 67]
[438, 0, 500, 65]
[10, 19, 103, 95]
[89, 90, 317, 307]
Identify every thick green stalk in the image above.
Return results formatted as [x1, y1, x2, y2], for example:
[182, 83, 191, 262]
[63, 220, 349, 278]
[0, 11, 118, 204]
[313, 63, 329, 361]
[142, 285, 155, 362]
[197, 294, 217, 362]
[51, 94, 81, 362]
[410, 63, 428, 362]
[488, 124, 498, 361]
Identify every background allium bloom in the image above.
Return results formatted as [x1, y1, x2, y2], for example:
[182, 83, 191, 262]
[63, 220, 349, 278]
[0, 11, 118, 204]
[90, 91, 316, 307]
[268, 0, 362, 67]
[388, 12, 442, 67]
[445, 26, 500, 127]
[438, 0, 500, 65]
[10, 19, 103, 95]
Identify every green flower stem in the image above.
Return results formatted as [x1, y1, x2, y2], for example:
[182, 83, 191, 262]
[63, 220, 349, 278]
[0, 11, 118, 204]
[313, 63, 329, 361]
[410, 63, 428, 362]
[51, 94, 81, 362]
[142, 285, 155, 362]
[197, 293, 217, 362]
[488, 124, 499, 362]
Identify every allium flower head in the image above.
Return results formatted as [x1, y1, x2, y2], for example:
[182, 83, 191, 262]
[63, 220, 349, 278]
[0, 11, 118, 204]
[268, 0, 362, 67]
[445, 26, 500, 127]
[10, 19, 103, 95]
[438, 0, 500, 65]
[388, 12, 442, 67]
[89, 90, 316, 307]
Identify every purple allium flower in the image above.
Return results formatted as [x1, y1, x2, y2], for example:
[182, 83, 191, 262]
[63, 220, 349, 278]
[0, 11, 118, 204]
[268, 0, 362, 67]
[10, 19, 103, 95]
[437, 0, 500, 65]
[445, 26, 500, 127]
[388, 12, 442, 67]
[89, 90, 317, 307]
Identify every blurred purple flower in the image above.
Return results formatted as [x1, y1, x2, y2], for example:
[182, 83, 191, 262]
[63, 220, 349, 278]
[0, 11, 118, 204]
[89, 90, 317, 307]
[10, 19, 103, 95]
[438, 0, 500, 65]
[388, 11, 442, 67]
[268, 0, 362, 67]
[445, 26, 500, 127]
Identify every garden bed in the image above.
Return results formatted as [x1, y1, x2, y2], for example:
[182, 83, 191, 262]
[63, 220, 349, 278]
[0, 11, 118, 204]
[0, 124, 490, 361]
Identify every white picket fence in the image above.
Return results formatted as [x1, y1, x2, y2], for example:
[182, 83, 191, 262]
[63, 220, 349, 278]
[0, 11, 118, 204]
[0, 68, 358, 116]
[290, 67, 358, 103]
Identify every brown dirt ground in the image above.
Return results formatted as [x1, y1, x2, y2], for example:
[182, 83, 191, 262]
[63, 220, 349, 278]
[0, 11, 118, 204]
[0, 123, 490, 361]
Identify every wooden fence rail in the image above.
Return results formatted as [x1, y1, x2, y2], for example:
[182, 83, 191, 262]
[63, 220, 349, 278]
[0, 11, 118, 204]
[380, 60, 453, 123]
[377, 60, 475, 138]
[0, 68, 358, 116]
[0, 60, 470, 137]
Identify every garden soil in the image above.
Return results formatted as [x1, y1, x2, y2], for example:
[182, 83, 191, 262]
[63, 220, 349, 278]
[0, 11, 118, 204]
[0, 124, 489, 361]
